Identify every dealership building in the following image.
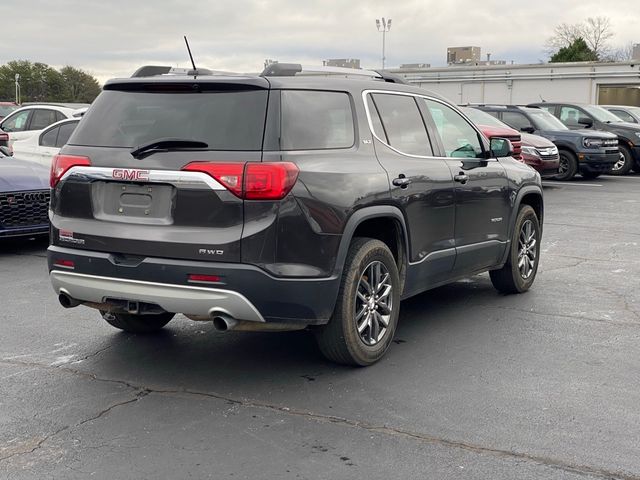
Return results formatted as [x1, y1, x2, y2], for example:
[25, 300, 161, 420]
[391, 61, 640, 106]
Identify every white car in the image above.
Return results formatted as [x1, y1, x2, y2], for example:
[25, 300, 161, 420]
[0, 104, 87, 149]
[11, 118, 80, 167]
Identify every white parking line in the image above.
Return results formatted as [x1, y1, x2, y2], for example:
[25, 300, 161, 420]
[601, 175, 640, 180]
[542, 181, 602, 187]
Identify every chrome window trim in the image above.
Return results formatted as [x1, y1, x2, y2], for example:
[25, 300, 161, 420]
[361, 89, 488, 160]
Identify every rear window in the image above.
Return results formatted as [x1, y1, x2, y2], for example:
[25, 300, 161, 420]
[69, 89, 268, 151]
[280, 90, 354, 150]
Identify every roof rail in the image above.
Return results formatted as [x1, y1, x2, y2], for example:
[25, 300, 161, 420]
[260, 63, 408, 82]
[466, 103, 536, 109]
[131, 65, 172, 78]
[260, 63, 303, 76]
[372, 70, 407, 84]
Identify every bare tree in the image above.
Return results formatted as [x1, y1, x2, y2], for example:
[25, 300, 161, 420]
[603, 42, 636, 62]
[582, 17, 614, 58]
[546, 16, 614, 60]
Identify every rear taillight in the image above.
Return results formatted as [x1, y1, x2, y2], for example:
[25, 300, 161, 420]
[183, 162, 299, 200]
[53, 259, 75, 269]
[0, 132, 8, 142]
[50, 154, 91, 188]
[188, 274, 222, 283]
[183, 162, 244, 197]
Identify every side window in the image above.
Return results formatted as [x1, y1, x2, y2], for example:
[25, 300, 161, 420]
[55, 111, 66, 122]
[537, 105, 555, 115]
[371, 93, 433, 156]
[501, 111, 533, 131]
[610, 109, 635, 123]
[559, 106, 583, 127]
[55, 122, 78, 148]
[2, 110, 31, 132]
[280, 91, 354, 150]
[366, 95, 388, 143]
[422, 99, 484, 158]
[30, 109, 58, 130]
[40, 126, 59, 147]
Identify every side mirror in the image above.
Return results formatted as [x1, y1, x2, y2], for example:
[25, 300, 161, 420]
[490, 137, 514, 158]
[578, 116, 593, 127]
[520, 126, 535, 134]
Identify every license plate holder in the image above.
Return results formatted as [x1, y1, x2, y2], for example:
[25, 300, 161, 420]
[92, 182, 174, 224]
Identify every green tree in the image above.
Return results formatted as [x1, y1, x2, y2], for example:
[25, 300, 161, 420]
[60, 66, 101, 103]
[550, 37, 598, 63]
[0, 60, 101, 103]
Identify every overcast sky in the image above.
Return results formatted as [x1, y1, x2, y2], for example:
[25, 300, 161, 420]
[4, 0, 639, 83]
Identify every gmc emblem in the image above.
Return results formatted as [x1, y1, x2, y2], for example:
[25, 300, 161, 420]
[112, 169, 150, 181]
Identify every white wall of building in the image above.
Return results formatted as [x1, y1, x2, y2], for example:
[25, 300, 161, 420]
[392, 62, 640, 106]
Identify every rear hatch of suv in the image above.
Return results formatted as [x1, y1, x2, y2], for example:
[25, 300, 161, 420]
[50, 77, 271, 263]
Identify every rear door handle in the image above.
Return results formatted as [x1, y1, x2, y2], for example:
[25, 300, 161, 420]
[454, 173, 469, 184]
[392, 175, 411, 188]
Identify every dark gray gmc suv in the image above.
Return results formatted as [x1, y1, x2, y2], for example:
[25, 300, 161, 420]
[48, 64, 544, 365]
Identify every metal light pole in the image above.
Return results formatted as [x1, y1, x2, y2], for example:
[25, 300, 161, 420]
[375, 17, 392, 69]
[14, 74, 20, 105]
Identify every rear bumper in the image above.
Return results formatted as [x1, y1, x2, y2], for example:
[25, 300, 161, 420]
[48, 246, 340, 325]
[51, 270, 266, 323]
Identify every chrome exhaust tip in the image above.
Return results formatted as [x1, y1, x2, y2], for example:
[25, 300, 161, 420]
[58, 292, 80, 308]
[211, 314, 238, 331]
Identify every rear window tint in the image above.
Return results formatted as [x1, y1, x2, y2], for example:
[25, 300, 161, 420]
[69, 89, 268, 151]
[280, 90, 354, 150]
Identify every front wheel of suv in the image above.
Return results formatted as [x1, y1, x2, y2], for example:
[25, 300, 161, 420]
[100, 311, 174, 333]
[315, 238, 400, 366]
[490, 205, 540, 294]
[609, 145, 634, 175]
[555, 150, 578, 181]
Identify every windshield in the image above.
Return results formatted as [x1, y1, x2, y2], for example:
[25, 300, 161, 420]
[461, 108, 512, 129]
[583, 105, 624, 123]
[70, 89, 269, 150]
[528, 110, 568, 131]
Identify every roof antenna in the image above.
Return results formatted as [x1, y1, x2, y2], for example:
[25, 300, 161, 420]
[184, 35, 197, 75]
[539, 94, 546, 102]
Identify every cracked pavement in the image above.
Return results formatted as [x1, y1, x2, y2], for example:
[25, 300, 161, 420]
[1, 174, 639, 479]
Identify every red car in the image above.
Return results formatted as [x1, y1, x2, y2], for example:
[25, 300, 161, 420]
[461, 107, 522, 157]
[462, 107, 559, 178]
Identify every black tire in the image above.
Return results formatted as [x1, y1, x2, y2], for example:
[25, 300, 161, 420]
[100, 311, 174, 333]
[490, 205, 540, 294]
[581, 171, 601, 180]
[609, 144, 634, 175]
[555, 150, 578, 181]
[315, 238, 400, 366]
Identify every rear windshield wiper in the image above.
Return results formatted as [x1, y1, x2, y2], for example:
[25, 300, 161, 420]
[130, 138, 209, 159]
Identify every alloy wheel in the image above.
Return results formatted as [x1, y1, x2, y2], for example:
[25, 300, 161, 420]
[612, 152, 626, 171]
[518, 220, 537, 279]
[354, 261, 393, 346]
[558, 156, 568, 175]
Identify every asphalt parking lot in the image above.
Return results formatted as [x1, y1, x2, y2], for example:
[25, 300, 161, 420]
[1, 174, 639, 480]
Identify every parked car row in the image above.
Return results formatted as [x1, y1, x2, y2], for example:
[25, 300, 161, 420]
[0, 103, 85, 240]
[0, 103, 87, 150]
[460, 102, 640, 180]
[461, 107, 560, 178]
[530, 102, 640, 176]
[0, 146, 50, 238]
